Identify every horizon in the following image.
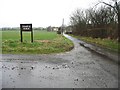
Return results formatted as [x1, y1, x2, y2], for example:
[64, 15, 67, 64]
[0, 0, 110, 28]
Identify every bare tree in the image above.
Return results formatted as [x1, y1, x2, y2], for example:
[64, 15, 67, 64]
[69, 1, 118, 38]
[98, 0, 120, 41]
[70, 9, 87, 35]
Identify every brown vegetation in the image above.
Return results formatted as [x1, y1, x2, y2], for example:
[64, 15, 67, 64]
[69, 0, 119, 41]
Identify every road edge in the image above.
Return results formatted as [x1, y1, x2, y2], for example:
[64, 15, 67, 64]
[78, 38, 119, 64]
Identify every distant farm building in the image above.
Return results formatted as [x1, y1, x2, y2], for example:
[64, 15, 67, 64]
[47, 26, 58, 32]
[65, 26, 73, 34]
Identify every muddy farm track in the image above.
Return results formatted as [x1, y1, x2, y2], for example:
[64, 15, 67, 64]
[0, 34, 119, 88]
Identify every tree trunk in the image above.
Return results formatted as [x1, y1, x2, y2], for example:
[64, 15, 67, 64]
[118, 12, 120, 42]
[116, 1, 120, 42]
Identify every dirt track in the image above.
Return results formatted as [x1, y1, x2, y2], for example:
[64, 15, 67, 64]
[1, 34, 119, 88]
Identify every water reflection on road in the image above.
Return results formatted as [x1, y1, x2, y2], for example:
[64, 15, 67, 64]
[1, 34, 119, 88]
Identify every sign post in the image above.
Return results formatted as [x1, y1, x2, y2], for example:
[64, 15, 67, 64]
[20, 24, 33, 43]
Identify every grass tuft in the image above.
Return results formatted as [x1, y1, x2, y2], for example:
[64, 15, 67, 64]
[2, 31, 74, 54]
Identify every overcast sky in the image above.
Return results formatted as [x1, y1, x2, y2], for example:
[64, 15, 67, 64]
[0, 0, 110, 28]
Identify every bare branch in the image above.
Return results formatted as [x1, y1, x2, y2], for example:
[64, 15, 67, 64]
[95, 1, 118, 14]
[99, 1, 115, 8]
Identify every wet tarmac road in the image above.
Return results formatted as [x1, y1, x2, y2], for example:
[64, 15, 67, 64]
[0, 34, 119, 88]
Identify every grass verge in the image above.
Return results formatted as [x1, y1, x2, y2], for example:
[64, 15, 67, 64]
[70, 35, 120, 53]
[2, 34, 74, 54]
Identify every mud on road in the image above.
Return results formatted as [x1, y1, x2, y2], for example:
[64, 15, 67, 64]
[0, 34, 119, 88]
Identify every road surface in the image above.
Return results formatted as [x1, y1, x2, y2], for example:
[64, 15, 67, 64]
[0, 34, 119, 88]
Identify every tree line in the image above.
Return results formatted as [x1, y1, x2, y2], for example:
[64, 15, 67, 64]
[69, 0, 120, 42]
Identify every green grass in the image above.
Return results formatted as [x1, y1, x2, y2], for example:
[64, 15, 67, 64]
[2, 30, 57, 41]
[0, 31, 1, 53]
[1, 30, 74, 54]
[71, 35, 120, 53]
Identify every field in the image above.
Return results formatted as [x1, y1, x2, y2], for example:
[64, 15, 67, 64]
[2, 30, 57, 41]
[1, 30, 74, 54]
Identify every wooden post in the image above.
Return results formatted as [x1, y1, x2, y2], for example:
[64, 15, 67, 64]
[31, 30, 33, 43]
[20, 30, 23, 42]
[20, 24, 23, 42]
